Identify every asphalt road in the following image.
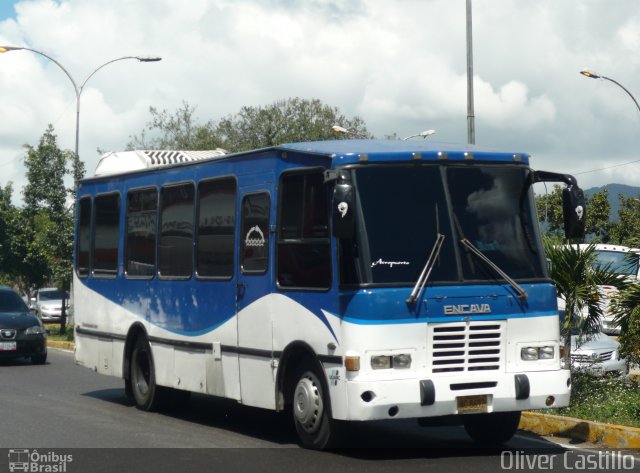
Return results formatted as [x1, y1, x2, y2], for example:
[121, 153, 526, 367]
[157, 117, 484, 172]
[0, 348, 619, 473]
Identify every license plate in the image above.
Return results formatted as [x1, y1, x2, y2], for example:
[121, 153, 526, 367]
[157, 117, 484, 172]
[0, 341, 16, 351]
[457, 395, 488, 414]
[588, 366, 605, 376]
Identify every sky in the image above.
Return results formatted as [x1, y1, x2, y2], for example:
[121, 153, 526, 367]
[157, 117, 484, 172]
[1, 0, 640, 204]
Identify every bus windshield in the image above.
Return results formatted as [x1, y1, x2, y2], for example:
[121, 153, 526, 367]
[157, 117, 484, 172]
[592, 250, 639, 277]
[340, 164, 546, 286]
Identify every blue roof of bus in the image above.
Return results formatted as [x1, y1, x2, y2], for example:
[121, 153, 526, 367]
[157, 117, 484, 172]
[277, 139, 530, 165]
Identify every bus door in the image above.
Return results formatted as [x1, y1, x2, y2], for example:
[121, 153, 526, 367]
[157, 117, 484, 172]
[236, 189, 274, 408]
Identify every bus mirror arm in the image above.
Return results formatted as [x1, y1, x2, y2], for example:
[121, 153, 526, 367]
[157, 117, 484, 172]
[530, 170, 586, 240]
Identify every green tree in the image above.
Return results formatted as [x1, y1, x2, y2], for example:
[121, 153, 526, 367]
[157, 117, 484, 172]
[543, 240, 627, 368]
[610, 282, 640, 368]
[610, 195, 640, 247]
[21, 125, 84, 333]
[584, 189, 610, 242]
[216, 97, 371, 152]
[127, 102, 223, 151]
[535, 185, 564, 237]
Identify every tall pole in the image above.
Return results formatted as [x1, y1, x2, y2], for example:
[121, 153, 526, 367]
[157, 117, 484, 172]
[466, 0, 475, 144]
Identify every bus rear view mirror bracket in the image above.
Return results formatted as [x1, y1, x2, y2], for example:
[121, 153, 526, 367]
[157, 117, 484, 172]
[531, 170, 586, 240]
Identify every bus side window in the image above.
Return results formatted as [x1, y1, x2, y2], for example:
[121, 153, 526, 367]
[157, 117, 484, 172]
[241, 192, 270, 274]
[93, 193, 121, 278]
[76, 196, 92, 278]
[125, 188, 157, 278]
[196, 177, 236, 279]
[159, 183, 195, 279]
[277, 171, 331, 290]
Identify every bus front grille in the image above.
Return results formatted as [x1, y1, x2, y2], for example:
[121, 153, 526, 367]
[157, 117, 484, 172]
[429, 322, 504, 374]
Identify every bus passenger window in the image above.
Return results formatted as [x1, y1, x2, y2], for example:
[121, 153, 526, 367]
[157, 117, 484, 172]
[76, 196, 92, 277]
[93, 193, 121, 277]
[241, 192, 270, 274]
[125, 188, 157, 278]
[196, 178, 236, 278]
[159, 183, 194, 278]
[277, 171, 331, 289]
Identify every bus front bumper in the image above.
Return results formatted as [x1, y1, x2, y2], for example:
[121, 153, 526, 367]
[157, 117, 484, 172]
[338, 369, 571, 421]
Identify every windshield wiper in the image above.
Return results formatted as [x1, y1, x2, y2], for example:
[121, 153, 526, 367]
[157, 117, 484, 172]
[459, 238, 528, 300]
[406, 233, 445, 306]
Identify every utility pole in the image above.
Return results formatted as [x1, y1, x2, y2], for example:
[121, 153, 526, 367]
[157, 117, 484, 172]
[466, 0, 475, 144]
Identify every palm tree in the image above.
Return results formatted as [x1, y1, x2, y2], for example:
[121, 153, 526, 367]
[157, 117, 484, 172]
[543, 240, 628, 368]
[610, 281, 640, 368]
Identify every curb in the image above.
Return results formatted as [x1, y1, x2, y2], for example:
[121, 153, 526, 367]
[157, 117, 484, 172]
[519, 411, 640, 448]
[47, 340, 75, 351]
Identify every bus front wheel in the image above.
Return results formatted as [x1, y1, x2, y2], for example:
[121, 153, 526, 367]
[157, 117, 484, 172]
[462, 411, 521, 446]
[131, 336, 167, 411]
[292, 366, 336, 449]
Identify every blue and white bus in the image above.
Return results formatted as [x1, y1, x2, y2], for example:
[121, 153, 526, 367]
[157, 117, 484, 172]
[73, 141, 585, 448]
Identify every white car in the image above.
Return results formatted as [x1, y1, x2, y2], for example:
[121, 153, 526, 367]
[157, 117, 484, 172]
[558, 303, 627, 376]
[34, 288, 68, 323]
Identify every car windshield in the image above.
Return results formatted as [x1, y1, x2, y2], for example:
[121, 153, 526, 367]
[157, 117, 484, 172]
[592, 250, 639, 277]
[340, 164, 546, 286]
[0, 290, 29, 312]
[39, 290, 65, 301]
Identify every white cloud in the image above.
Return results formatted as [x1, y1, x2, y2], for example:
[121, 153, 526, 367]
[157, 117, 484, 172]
[0, 0, 639, 202]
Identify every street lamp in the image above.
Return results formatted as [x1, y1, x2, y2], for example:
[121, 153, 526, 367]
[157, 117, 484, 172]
[403, 129, 436, 140]
[0, 45, 162, 158]
[331, 125, 368, 138]
[580, 69, 640, 115]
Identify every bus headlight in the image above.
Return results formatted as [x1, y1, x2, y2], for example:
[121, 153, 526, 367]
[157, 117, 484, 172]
[370, 354, 412, 370]
[521, 346, 555, 361]
[371, 356, 392, 370]
[521, 347, 539, 361]
[392, 354, 412, 369]
[539, 346, 555, 360]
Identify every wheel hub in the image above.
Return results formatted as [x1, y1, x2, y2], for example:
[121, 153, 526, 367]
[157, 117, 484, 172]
[293, 373, 323, 433]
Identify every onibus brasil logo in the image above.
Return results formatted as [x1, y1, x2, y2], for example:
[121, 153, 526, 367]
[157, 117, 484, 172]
[8, 449, 73, 472]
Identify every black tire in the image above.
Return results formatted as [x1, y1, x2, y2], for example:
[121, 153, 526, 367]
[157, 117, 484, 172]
[291, 364, 337, 449]
[462, 411, 521, 446]
[31, 352, 47, 365]
[130, 336, 168, 411]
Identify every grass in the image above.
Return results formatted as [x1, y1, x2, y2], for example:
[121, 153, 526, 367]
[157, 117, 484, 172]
[44, 324, 74, 342]
[545, 371, 640, 428]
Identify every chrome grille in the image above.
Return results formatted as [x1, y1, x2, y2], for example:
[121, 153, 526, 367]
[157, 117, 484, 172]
[429, 322, 504, 373]
[571, 351, 613, 363]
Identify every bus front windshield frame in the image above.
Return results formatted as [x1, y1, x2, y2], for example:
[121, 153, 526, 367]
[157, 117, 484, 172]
[338, 163, 547, 287]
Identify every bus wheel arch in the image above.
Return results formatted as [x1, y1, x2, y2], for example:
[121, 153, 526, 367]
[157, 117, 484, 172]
[276, 341, 337, 449]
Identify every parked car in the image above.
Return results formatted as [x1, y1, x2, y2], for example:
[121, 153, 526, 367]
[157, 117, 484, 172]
[33, 288, 68, 323]
[0, 286, 47, 364]
[559, 304, 627, 376]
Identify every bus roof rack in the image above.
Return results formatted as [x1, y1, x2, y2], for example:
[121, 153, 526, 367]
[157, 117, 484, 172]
[94, 149, 228, 176]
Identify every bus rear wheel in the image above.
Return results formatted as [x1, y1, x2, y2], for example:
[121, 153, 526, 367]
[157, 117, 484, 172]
[292, 365, 336, 449]
[130, 336, 168, 411]
[462, 411, 521, 446]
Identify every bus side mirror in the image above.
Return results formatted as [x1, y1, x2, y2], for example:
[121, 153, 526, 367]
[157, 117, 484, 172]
[562, 185, 586, 239]
[332, 180, 355, 239]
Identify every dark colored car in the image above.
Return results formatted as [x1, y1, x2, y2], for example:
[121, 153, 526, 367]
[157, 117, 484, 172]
[0, 286, 47, 364]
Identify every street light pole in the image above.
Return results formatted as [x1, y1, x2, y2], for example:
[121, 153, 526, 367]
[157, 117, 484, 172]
[580, 69, 640, 115]
[0, 46, 161, 158]
[466, 0, 475, 145]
